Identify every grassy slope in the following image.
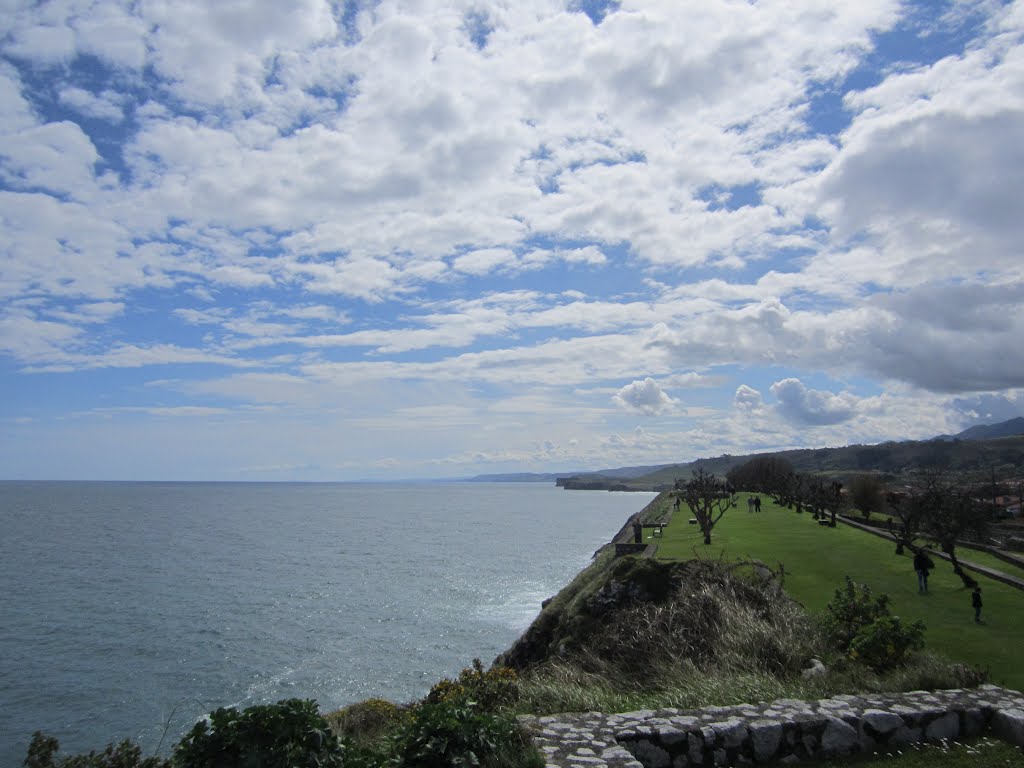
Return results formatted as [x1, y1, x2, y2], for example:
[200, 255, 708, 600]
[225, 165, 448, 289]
[655, 497, 1024, 691]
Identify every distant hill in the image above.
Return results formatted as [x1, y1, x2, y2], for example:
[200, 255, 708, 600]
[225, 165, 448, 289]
[954, 416, 1024, 441]
[465, 472, 575, 483]
[554, 417, 1024, 491]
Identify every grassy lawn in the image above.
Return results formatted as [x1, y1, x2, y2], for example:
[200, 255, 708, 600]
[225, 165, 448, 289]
[837, 516, 1024, 581]
[655, 497, 1024, 691]
[940, 546, 1024, 581]
[816, 737, 1021, 767]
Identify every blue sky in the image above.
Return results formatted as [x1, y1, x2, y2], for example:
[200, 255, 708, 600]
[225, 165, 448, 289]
[2, 0, 1023, 481]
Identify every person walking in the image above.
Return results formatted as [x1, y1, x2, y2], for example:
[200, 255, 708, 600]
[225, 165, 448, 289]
[913, 549, 934, 593]
[972, 586, 983, 623]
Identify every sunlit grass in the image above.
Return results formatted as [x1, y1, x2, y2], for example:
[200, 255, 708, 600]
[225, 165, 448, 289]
[656, 496, 1024, 690]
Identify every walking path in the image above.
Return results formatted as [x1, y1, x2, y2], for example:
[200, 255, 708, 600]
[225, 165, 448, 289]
[520, 685, 1024, 768]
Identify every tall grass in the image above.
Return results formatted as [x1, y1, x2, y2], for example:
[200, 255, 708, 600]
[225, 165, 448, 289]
[512, 559, 986, 716]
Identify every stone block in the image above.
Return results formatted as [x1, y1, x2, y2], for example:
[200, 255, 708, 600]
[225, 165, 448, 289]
[801, 732, 818, 755]
[889, 725, 922, 747]
[821, 716, 859, 757]
[749, 720, 782, 762]
[992, 708, 1024, 746]
[687, 732, 703, 765]
[961, 707, 986, 738]
[659, 727, 689, 747]
[925, 711, 959, 742]
[862, 709, 904, 738]
[711, 719, 746, 749]
[632, 740, 671, 768]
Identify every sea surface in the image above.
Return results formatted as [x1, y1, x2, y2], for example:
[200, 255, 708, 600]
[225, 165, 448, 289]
[0, 481, 653, 764]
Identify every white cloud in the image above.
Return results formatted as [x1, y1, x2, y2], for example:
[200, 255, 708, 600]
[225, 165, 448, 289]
[769, 378, 860, 426]
[613, 377, 677, 415]
[2, 0, 1023, 479]
[452, 248, 518, 276]
[57, 87, 126, 123]
[733, 385, 764, 413]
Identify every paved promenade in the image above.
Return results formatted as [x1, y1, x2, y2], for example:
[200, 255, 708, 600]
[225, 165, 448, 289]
[520, 685, 1024, 768]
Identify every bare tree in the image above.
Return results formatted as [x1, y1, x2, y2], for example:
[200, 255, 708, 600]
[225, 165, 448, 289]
[923, 475, 990, 589]
[886, 489, 927, 556]
[849, 474, 886, 519]
[675, 468, 736, 545]
[726, 455, 795, 494]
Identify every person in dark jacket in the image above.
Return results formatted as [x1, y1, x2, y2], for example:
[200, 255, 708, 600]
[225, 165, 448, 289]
[972, 586, 983, 623]
[913, 550, 934, 593]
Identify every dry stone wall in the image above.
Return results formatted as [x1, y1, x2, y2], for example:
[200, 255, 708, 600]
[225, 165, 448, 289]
[520, 685, 1024, 768]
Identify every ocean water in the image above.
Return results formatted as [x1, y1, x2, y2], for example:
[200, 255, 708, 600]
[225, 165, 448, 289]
[0, 481, 652, 764]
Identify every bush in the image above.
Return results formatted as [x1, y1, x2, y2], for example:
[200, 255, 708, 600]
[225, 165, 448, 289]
[391, 699, 539, 768]
[389, 660, 538, 768]
[325, 698, 406, 747]
[23, 732, 170, 768]
[848, 614, 926, 671]
[426, 659, 519, 711]
[173, 698, 344, 768]
[822, 577, 925, 672]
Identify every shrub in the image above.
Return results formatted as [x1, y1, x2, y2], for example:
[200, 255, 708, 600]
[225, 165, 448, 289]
[821, 577, 925, 672]
[22, 732, 170, 768]
[391, 699, 539, 768]
[325, 698, 406, 747]
[173, 698, 344, 768]
[848, 614, 926, 671]
[426, 659, 519, 711]
[392, 660, 538, 768]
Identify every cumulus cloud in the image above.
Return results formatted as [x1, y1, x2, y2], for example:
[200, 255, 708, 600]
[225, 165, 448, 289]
[733, 385, 764, 413]
[613, 377, 677, 415]
[57, 88, 125, 123]
[3, 0, 1024, 478]
[769, 378, 860, 426]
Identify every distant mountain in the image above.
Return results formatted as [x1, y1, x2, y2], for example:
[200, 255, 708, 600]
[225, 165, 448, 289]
[465, 472, 579, 483]
[556, 429, 1024, 491]
[954, 417, 1024, 441]
[482, 418, 1024, 491]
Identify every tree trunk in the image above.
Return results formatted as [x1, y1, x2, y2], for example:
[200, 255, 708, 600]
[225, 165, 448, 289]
[943, 544, 977, 588]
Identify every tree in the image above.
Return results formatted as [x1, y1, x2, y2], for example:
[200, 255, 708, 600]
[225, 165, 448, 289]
[823, 479, 846, 527]
[725, 455, 794, 494]
[849, 474, 886, 519]
[922, 475, 991, 589]
[887, 489, 927, 556]
[675, 468, 735, 545]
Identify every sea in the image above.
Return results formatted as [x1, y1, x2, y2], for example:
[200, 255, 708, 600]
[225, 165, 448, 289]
[0, 481, 653, 764]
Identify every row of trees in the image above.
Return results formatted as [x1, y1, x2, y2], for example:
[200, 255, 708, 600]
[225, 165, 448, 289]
[724, 456, 846, 526]
[717, 456, 992, 588]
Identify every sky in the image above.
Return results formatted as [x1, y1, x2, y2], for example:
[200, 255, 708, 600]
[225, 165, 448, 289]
[2, 0, 1024, 481]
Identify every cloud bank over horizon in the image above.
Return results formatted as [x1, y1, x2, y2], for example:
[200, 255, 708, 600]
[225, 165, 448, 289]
[2, 0, 1023, 480]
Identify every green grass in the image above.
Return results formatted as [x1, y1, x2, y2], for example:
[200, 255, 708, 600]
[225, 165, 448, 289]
[656, 498, 1024, 690]
[947, 546, 1024, 580]
[816, 737, 1022, 767]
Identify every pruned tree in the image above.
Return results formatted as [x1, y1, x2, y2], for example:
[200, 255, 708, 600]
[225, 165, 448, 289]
[849, 474, 887, 519]
[886, 489, 927, 556]
[675, 468, 736, 545]
[823, 480, 845, 527]
[922, 475, 991, 589]
[726, 455, 794, 494]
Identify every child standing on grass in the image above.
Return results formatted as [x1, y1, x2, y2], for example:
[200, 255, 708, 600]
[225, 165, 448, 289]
[972, 586, 983, 623]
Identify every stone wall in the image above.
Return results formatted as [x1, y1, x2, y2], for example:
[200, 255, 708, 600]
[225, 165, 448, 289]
[616, 686, 1023, 767]
[521, 685, 1024, 768]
